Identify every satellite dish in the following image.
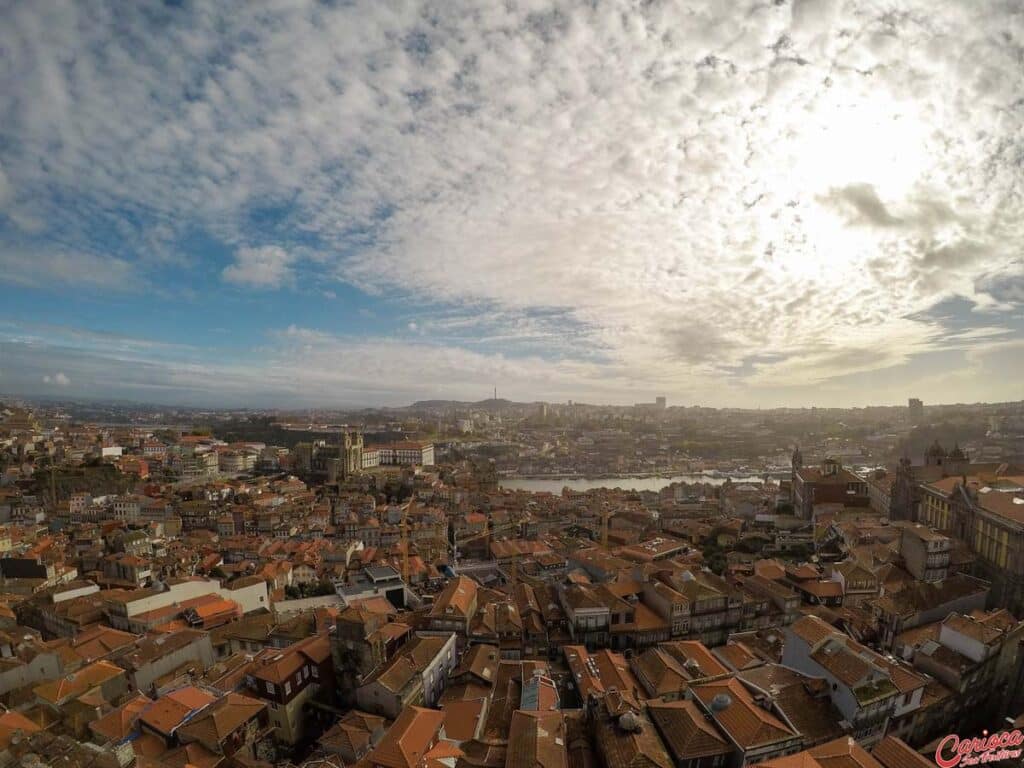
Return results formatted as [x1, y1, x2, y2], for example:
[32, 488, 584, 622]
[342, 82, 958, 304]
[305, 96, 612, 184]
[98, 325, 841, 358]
[710, 693, 732, 712]
[618, 712, 642, 733]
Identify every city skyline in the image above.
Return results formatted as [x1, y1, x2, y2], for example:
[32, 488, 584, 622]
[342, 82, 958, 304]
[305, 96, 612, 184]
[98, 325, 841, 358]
[1, 387, 1020, 414]
[2, 1, 1023, 408]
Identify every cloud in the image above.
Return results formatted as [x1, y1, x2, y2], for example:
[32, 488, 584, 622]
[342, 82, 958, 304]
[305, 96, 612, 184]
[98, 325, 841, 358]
[819, 184, 903, 227]
[0, 162, 11, 208]
[0, 324, 659, 406]
[42, 372, 70, 386]
[1, 1, 1023, 404]
[0, 249, 139, 290]
[222, 246, 296, 289]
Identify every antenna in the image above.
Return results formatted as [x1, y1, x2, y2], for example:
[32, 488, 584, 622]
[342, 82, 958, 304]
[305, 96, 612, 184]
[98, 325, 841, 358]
[494, 386, 497, 401]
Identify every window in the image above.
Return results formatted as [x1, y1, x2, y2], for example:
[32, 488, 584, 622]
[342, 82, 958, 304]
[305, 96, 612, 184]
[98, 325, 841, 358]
[266, 681, 275, 693]
[284, 681, 291, 695]
[303, 666, 310, 679]
[312, 666, 319, 678]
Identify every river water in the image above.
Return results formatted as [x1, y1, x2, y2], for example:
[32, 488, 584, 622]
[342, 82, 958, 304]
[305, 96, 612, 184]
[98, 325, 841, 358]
[500, 473, 769, 493]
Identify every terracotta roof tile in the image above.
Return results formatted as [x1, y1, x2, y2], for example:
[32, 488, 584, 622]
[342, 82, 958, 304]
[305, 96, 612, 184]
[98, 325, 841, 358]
[871, 737, 933, 768]
[33, 659, 125, 705]
[692, 678, 797, 750]
[176, 692, 266, 747]
[507, 711, 567, 768]
[367, 706, 444, 768]
[752, 736, 883, 768]
[88, 692, 152, 744]
[648, 700, 731, 761]
[139, 686, 216, 736]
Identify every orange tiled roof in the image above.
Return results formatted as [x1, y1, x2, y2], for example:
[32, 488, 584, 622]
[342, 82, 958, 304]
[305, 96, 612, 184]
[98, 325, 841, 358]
[441, 698, 487, 742]
[33, 659, 125, 705]
[648, 700, 730, 761]
[88, 692, 152, 744]
[789, 615, 839, 647]
[871, 736, 933, 768]
[752, 736, 882, 768]
[429, 576, 478, 619]
[692, 677, 797, 750]
[176, 692, 266, 747]
[0, 711, 41, 749]
[366, 706, 444, 768]
[507, 710, 566, 768]
[139, 686, 216, 736]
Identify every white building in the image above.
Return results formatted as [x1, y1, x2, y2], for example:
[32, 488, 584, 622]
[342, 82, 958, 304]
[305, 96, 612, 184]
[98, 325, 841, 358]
[372, 442, 435, 467]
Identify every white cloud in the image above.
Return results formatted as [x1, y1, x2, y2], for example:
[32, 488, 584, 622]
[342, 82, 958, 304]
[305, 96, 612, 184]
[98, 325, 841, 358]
[42, 372, 70, 386]
[4, 318, 1023, 408]
[0, 249, 138, 290]
[222, 246, 295, 289]
[0, 162, 11, 208]
[1, 1, 1023, 404]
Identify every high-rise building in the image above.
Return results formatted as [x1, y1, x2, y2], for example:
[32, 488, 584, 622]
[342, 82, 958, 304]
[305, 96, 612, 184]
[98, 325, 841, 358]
[655, 396, 666, 409]
[908, 398, 924, 425]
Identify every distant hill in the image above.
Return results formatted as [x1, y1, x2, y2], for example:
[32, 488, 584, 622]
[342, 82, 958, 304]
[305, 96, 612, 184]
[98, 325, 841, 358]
[411, 398, 519, 410]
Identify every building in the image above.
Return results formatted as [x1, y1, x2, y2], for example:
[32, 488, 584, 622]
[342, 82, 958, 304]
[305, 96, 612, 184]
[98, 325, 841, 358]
[426, 575, 479, 635]
[783, 616, 921, 746]
[589, 693, 673, 768]
[647, 699, 732, 768]
[355, 633, 457, 718]
[752, 736, 885, 768]
[690, 677, 803, 764]
[890, 449, 1024, 613]
[898, 524, 950, 583]
[336, 565, 408, 608]
[169, 449, 219, 480]
[563, 646, 641, 708]
[176, 691, 268, 759]
[104, 577, 268, 631]
[897, 609, 1024, 732]
[245, 635, 333, 745]
[365, 706, 447, 768]
[116, 629, 216, 693]
[869, 571, 990, 651]
[138, 686, 217, 746]
[319, 710, 387, 765]
[908, 398, 924, 425]
[630, 641, 730, 700]
[368, 442, 436, 467]
[791, 455, 870, 520]
[861, 470, 895, 517]
[559, 584, 612, 648]
[112, 494, 148, 523]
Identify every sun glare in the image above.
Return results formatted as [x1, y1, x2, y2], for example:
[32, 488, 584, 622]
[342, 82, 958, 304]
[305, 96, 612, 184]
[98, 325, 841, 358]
[796, 90, 931, 200]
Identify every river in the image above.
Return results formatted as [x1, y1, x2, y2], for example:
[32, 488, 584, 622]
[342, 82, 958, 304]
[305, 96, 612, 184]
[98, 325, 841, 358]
[499, 473, 770, 493]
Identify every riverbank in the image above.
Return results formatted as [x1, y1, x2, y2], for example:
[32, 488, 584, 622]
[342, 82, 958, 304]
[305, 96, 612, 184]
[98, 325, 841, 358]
[500, 473, 770, 493]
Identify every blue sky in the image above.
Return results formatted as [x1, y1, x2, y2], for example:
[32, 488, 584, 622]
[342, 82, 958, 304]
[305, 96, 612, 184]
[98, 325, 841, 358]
[1, 0, 1023, 408]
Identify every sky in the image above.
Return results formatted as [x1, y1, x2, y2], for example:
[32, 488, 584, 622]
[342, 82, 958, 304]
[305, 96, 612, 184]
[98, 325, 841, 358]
[1, 0, 1023, 409]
